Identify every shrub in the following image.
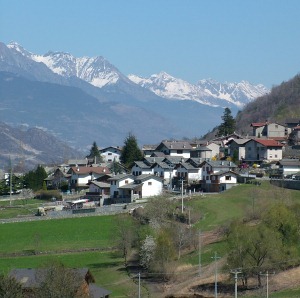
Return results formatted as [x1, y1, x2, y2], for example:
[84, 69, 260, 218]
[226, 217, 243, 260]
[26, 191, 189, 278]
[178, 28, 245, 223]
[35, 190, 62, 201]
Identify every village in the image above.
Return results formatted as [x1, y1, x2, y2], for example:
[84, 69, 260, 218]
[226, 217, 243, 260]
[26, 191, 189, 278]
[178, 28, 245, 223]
[42, 118, 300, 210]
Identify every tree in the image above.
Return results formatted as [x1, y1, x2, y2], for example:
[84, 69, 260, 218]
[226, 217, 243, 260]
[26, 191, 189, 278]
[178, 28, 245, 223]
[263, 203, 299, 247]
[109, 157, 124, 175]
[0, 274, 23, 298]
[35, 261, 87, 298]
[226, 220, 283, 288]
[23, 165, 48, 191]
[120, 133, 143, 169]
[86, 141, 103, 163]
[139, 235, 156, 269]
[114, 214, 137, 265]
[217, 107, 236, 136]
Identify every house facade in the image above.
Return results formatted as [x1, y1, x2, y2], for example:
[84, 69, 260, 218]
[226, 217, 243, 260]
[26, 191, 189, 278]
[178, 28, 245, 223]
[208, 171, 238, 192]
[100, 146, 122, 163]
[251, 122, 286, 138]
[276, 159, 300, 176]
[244, 139, 283, 162]
[227, 139, 251, 161]
[108, 174, 163, 203]
[155, 141, 192, 158]
[200, 160, 237, 191]
[131, 161, 153, 176]
[68, 166, 110, 190]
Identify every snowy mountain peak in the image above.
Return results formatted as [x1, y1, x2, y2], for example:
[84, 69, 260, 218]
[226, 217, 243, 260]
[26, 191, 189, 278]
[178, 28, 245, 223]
[4, 42, 269, 108]
[129, 73, 269, 108]
[7, 41, 33, 58]
[30, 50, 121, 88]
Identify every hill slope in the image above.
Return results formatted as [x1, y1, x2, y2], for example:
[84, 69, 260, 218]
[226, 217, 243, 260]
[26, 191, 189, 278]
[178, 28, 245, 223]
[0, 122, 81, 171]
[235, 74, 300, 135]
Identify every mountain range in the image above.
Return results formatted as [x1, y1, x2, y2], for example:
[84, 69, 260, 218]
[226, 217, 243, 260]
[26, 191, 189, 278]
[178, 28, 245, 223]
[0, 41, 269, 166]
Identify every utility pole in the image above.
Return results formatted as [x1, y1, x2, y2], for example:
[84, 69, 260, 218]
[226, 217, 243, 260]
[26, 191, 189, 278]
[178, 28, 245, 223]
[138, 272, 141, 298]
[260, 271, 275, 298]
[230, 269, 242, 298]
[9, 156, 12, 207]
[181, 178, 184, 213]
[211, 252, 221, 298]
[198, 230, 202, 276]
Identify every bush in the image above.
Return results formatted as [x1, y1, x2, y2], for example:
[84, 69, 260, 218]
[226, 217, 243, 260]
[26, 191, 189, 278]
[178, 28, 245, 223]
[35, 190, 62, 201]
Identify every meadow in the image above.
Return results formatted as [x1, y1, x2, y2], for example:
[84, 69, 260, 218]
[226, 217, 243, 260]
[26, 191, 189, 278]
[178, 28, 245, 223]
[1, 181, 300, 297]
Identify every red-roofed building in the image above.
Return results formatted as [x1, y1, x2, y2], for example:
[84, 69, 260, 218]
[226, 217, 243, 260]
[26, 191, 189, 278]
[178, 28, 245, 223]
[244, 139, 283, 162]
[68, 166, 110, 190]
[250, 122, 287, 138]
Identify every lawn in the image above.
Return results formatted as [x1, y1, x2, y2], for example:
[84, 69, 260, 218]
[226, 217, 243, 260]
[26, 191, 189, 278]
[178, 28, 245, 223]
[0, 215, 116, 254]
[0, 198, 44, 219]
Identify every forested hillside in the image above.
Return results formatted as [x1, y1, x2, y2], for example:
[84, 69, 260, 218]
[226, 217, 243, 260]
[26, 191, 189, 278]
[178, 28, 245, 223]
[235, 74, 300, 135]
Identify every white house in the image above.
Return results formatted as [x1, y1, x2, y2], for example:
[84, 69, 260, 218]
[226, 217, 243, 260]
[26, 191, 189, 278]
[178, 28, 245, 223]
[209, 170, 239, 192]
[108, 174, 163, 203]
[155, 140, 192, 158]
[131, 161, 153, 176]
[151, 161, 175, 186]
[276, 159, 300, 176]
[244, 139, 283, 162]
[175, 162, 202, 184]
[100, 146, 122, 163]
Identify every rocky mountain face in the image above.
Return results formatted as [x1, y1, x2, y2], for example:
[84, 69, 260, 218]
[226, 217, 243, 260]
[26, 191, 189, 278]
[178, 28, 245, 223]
[0, 122, 80, 171]
[7, 42, 268, 109]
[128, 72, 269, 108]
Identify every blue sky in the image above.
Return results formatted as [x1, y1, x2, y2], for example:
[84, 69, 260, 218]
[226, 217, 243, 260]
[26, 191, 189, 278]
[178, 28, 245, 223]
[1, 0, 300, 87]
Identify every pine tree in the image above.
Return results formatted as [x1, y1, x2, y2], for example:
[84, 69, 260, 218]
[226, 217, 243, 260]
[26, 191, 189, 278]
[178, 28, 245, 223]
[120, 133, 143, 169]
[217, 107, 236, 136]
[86, 141, 103, 163]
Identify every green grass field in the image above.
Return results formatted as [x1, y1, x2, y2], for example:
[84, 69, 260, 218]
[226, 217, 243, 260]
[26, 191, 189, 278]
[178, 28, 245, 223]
[1, 182, 300, 297]
[0, 215, 116, 254]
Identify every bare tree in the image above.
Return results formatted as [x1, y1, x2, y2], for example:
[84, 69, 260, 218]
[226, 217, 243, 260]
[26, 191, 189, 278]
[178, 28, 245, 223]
[35, 261, 88, 298]
[0, 274, 23, 298]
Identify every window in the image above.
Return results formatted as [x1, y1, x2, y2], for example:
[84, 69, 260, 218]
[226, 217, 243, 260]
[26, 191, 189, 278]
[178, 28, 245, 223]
[148, 181, 152, 185]
[275, 154, 278, 158]
[206, 176, 209, 180]
[177, 149, 183, 154]
[211, 176, 215, 181]
[248, 147, 251, 151]
[125, 180, 129, 184]
[225, 176, 231, 181]
[108, 153, 112, 155]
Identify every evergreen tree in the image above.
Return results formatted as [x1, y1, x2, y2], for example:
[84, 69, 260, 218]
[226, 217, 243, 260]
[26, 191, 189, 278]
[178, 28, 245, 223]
[109, 158, 124, 175]
[120, 133, 143, 169]
[86, 141, 103, 163]
[217, 107, 236, 136]
[23, 165, 48, 191]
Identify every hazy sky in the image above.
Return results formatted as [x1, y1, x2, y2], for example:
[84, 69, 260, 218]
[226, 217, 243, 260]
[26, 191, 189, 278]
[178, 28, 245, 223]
[1, 0, 299, 87]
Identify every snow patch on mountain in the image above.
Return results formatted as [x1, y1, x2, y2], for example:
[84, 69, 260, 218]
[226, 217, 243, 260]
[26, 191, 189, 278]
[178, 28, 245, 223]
[6, 42, 269, 108]
[128, 72, 218, 107]
[129, 72, 269, 108]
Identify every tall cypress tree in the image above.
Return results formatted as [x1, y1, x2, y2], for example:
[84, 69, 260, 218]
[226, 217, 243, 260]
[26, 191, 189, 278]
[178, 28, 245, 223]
[120, 133, 143, 169]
